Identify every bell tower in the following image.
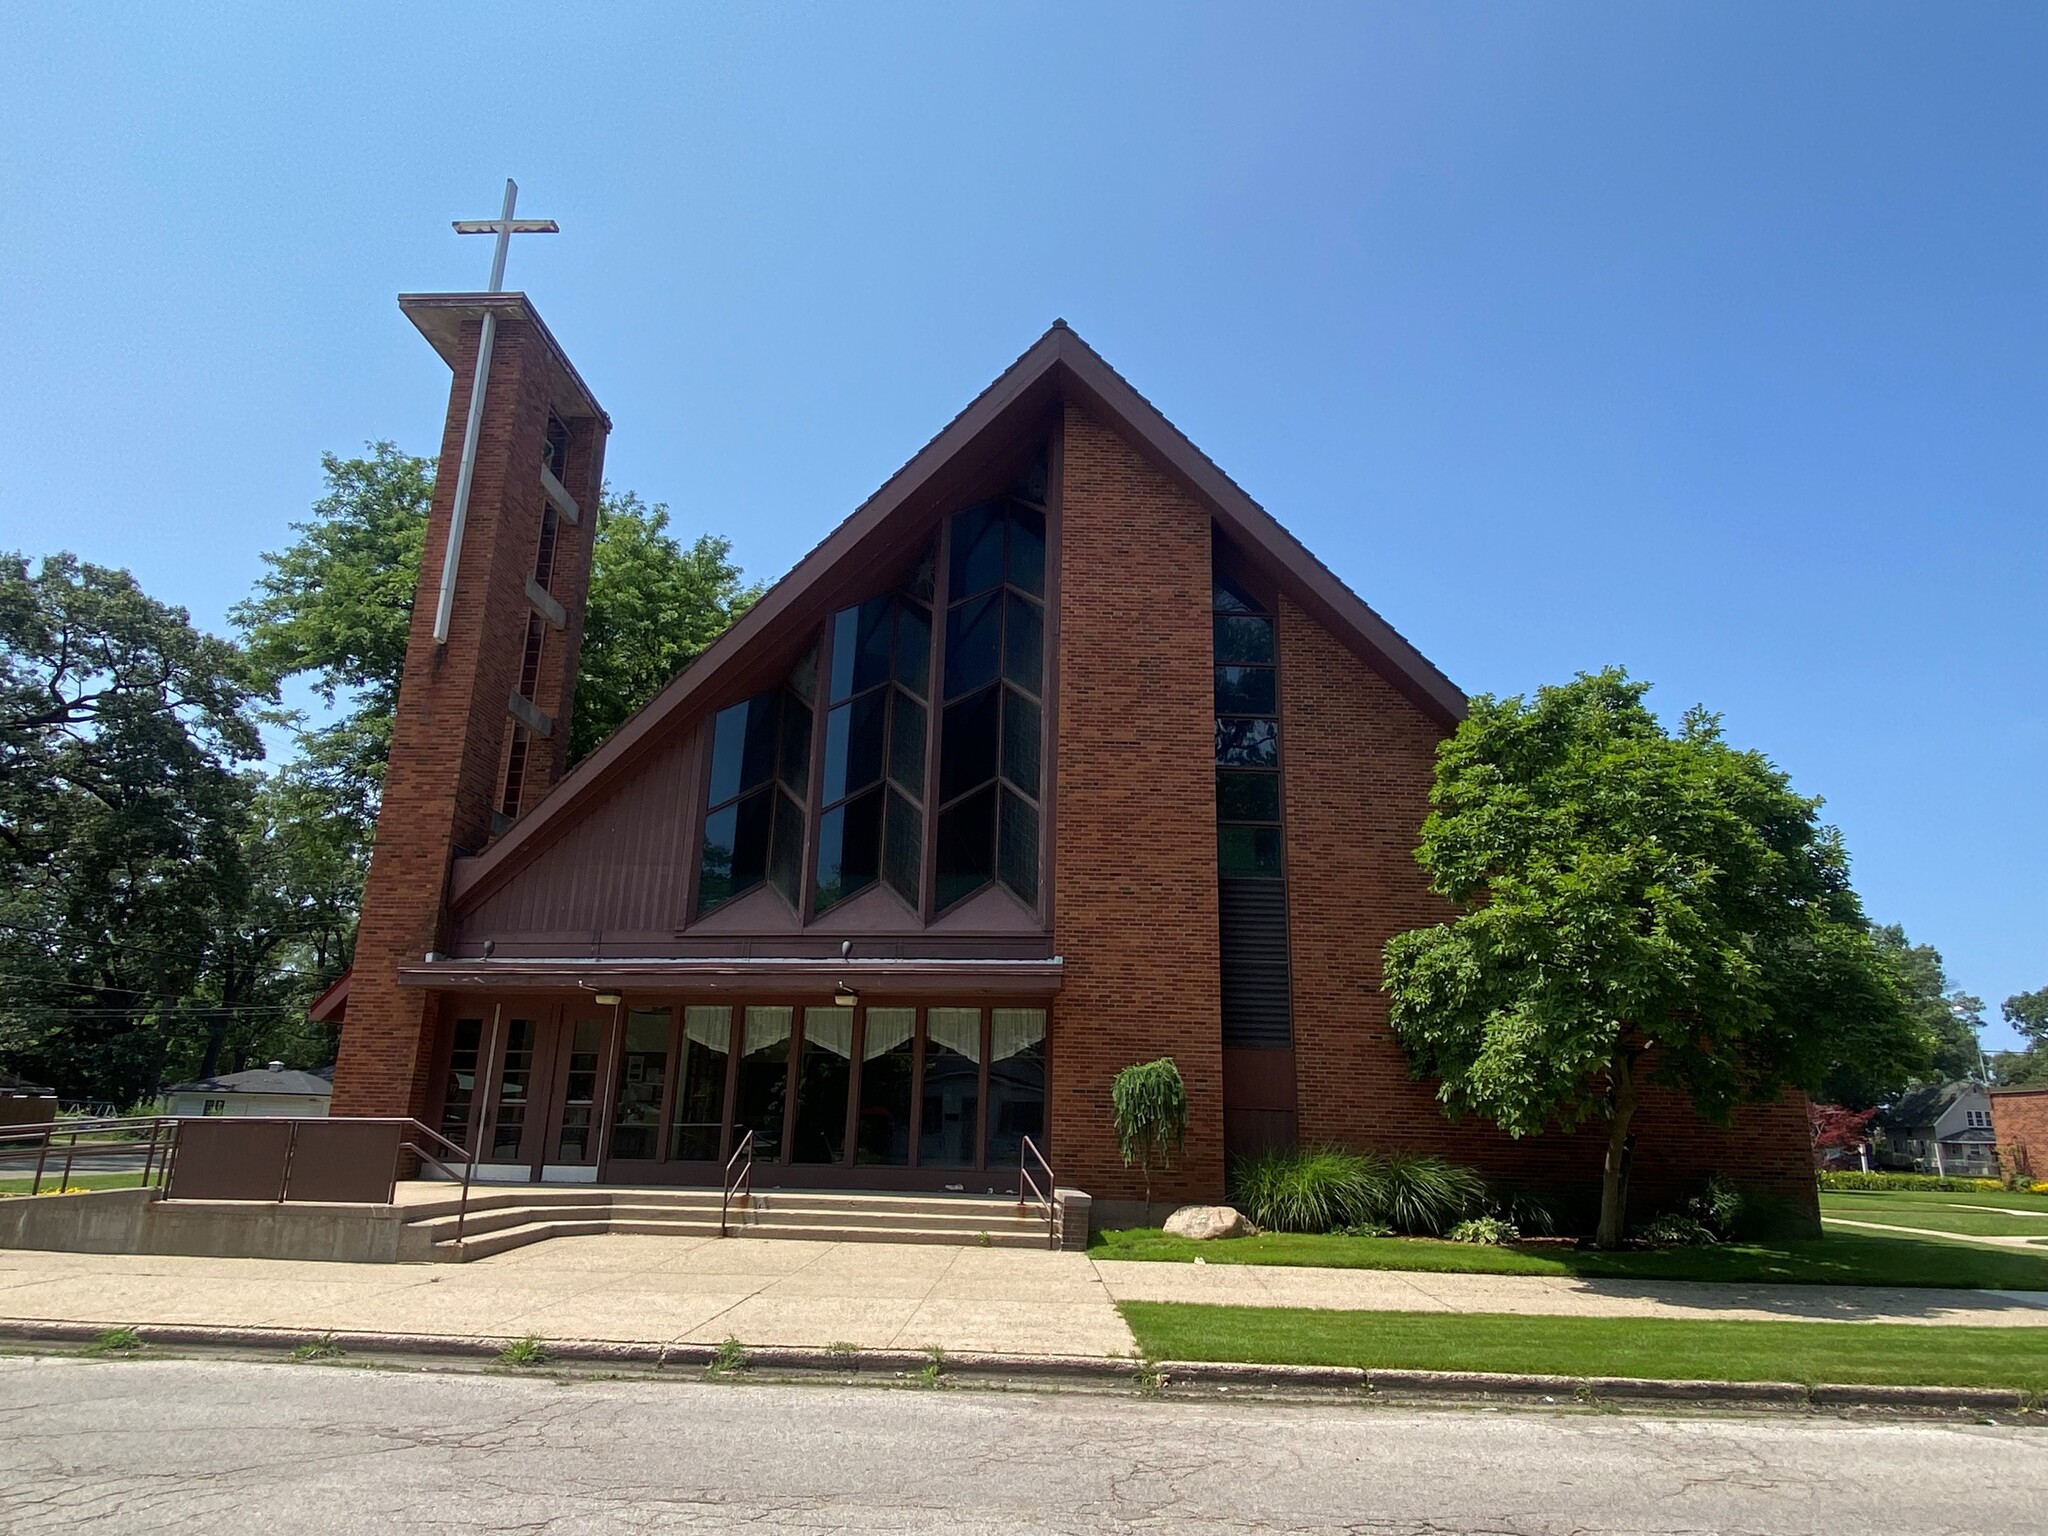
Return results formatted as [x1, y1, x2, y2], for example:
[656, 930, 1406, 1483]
[330, 183, 611, 1119]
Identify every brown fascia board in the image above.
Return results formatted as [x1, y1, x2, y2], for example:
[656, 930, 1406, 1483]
[395, 956, 1064, 997]
[305, 968, 352, 1024]
[447, 320, 1466, 913]
[398, 292, 613, 428]
[1045, 327, 1468, 728]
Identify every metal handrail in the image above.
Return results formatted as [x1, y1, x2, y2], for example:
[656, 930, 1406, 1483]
[0, 1116, 480, 1239]
[1018, 1134, 1056, 1249]
[0, 1116, 180, 1197]
[720, 1129, 756, 1238]
[395, 1118, 480, 1245]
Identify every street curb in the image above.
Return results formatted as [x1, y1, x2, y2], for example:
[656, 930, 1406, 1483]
[0, 1320, 2035, 1414]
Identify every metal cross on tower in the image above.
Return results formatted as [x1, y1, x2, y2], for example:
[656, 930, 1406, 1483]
[432, 179, 560, 646]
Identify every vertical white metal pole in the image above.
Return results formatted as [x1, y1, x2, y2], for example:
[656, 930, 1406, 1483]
[431, 309, 497, 646]
[431, 180, 519, 647]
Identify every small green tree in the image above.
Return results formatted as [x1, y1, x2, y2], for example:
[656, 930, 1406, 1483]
[1383, 669, 1920, 1249]
[1111, 1058, 1189, 1212]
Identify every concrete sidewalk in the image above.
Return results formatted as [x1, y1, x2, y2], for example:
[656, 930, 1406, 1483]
[4, 1237, 2046, 1358]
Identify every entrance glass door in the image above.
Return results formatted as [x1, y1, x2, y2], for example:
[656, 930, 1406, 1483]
[479, 1015, 544, 1171]
[669, 1006, 733, 1163]
[608, 1006, 673, 1165]
[734, 1006, 793, 1162]
[548, 1008, 614, 1168]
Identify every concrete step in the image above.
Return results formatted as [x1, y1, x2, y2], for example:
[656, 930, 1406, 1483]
[439, 1218, 610, 1261]
[407, 1185, 1057, 1260]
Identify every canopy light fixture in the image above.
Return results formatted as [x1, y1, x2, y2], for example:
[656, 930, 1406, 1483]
[594, 991, 623, 1007]
[833, 984, 859, 1007]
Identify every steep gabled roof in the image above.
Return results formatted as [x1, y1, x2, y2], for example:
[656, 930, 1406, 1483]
[449, 321, 1465, 912]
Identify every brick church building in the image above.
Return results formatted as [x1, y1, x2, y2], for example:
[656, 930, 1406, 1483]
[324, 287, 1819, 1230]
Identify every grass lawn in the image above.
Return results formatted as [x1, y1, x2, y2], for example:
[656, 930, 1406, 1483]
[1821, 1190, 2048, 1240]
[0, 1171, 149, 1195]
[1119, 1302, 2048, 1392]
[1092, 1222, 2048, 1290]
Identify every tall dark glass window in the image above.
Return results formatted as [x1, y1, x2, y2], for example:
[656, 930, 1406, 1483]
[1214, 560, 1293, 1047]
[1213, 572, 1282, 879]
[816, 553, 933, 913]
[935, 487, 1046, 912]
[698, 646, 815, 915]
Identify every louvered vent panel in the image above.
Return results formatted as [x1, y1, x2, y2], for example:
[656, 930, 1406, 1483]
[1219, 877, 1293, 1046]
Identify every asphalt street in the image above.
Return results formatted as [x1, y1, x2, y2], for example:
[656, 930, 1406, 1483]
[0, 1355, 2040, 1534]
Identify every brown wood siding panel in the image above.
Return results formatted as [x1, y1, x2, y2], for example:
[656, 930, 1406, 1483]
[459, 730, 698, 941]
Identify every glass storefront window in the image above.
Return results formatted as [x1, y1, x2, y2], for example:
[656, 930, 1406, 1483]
[610, 1007, 671, 1161]
[792, 1008, 854, 1164]
[856, 1008, 916, 1165]
[920, 1007, 982, 1168]
[735, 1006, 793, 1163]
[985, 1008, 1047, 1167]
[669, 1006, 732, 1161]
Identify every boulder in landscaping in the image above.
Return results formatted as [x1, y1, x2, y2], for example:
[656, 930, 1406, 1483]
[1163, 1205, 1258, 1240]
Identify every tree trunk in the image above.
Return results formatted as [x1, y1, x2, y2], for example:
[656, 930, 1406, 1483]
[1594, 1046, 1640, 1250]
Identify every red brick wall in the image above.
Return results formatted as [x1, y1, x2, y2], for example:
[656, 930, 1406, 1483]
[1279, 598, 1820, 1227]
[1991, 1089, 2048, 1182]
[331, 309, 605, 1118]
[1050, 403, 1225, 1203]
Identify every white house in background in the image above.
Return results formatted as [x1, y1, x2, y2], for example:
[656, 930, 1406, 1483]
[163, 1063, 333, 1119]
[1877, 1080, 1999, 1176]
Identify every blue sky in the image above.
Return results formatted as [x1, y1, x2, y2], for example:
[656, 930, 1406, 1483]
[2, 4, 2041, 1045]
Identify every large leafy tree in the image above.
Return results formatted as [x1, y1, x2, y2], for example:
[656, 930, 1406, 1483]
[0, 553, 267, 1102]
[1992, 987, 2048, 1086]
[232, 443, 433, 820]
[235, 447, 758, 799]
[1823, 923, 1978, 1107]
[1383, 669, 1920, 1247]
[572, 491, 758, 760]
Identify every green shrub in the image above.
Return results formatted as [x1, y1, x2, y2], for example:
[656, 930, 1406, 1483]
[1818, 1170, 2006, 1194]
[1367, 1153, 1487, 1236]
[1112, 1059, 1189, 1209]
[1230, 1145, 1487, 1236]
[1447, 1216, 1520, 1245]
[1634, 1213, 1717, 1247]
[1686, 1176, 1745, 1238]
[1332, 1220, 1394, 1238]
[1231, 1144, 1376, 1233]
[1487, 1187, 1563, 1237]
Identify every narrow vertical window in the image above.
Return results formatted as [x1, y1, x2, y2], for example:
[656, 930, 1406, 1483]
[935, 486, 1045, 912]
[816, 550, 933, 914]
[698, 646, 816, 916]
[1213, 560, 1293, 1046]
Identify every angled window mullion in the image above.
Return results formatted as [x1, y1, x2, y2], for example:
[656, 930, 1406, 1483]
[918, 515, 954, 922]
[800, 623, 835, 921]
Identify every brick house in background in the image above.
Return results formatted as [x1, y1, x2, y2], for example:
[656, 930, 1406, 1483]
[1990, 1087, 2048, 1182]
[322, 300, 1821, 1231]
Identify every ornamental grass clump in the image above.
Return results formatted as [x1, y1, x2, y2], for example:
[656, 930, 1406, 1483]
[1229, 1145, 1488, 1237]
[1230, 1145, 1378, 1233]
[1367, 1153, 1487, 1237]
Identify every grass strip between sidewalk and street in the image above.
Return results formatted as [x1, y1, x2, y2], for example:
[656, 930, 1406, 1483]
[1117, 1302, 2048, 1393]
[1091, 1224, 2048, 1289]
